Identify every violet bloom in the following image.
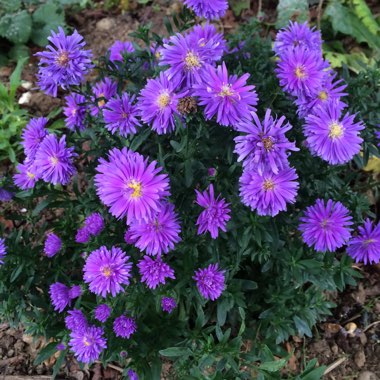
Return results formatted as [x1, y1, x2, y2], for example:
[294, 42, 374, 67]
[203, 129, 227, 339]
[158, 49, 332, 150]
[299, 199, 353, 252]
[193, 62, 258, 127]
[304, 102, 364, 165]
[103, 93, 141, 137]
[138, 71, 183, 135]
[275, 46, 327, 97]
[13, 160, 39, 190]
[84, 213, 104, 236]
[0, 238, 7, 265]
[193, 263, 225, 300]
[195, 184, 231, 239]
[0, 187, 13, 201]
[128, 202, 181, 256]
[49, 282, 82, 313]
[137, 255, 175, 289]
[95, 148, 170, 224]
[109, 41, 135, 62]
[65, 309, 88, 332]
[273, 21, 322, 56]
[347, 219, 380, 265]
[161, 297, 177, 313]
[127, 369, 139, 380]
[113, 315, 137, 339]
[44, 233, 62, 257]
[94, 304, 111, 323]
[57, 343, 66, 350]
[239, 167, 299, 216]
[75, 227, 90, 244]
[234, 109, 298, 174]
[21, 117, 48, 159]
[63, 93, 87, 131]
[91, 78, 118, 116]
[36, 27, 93, 97]
[182, 0, 228, 20]
[83, 246, 132, 297]
[34, 134, 77, 185]
[69, 325, 107, 363]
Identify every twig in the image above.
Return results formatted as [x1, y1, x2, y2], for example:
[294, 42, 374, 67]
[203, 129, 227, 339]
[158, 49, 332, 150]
[317, 0, 324, 29]
[257, 0, 262, 18]
[94, 361, 124, 373]
[323, 357, 347, 376]
[363, 320, 380, 333]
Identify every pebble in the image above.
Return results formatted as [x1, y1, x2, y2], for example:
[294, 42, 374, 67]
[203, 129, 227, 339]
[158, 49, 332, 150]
[354, 350, 366, 368]
[22, 333, 34, 345]
[18, 91, 32, 105]
[21, 81, 32, 90]
[358, 371, 379, 380]
[96, 17, 115, 31]
[7, 349, 14, 357]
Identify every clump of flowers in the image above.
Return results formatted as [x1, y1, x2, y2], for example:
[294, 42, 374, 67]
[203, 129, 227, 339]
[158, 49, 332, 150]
[44, 233, 62, 258]
[137, 255, 175, 289]
[161, 297, 177, 313]
[49, 282, 81, 313]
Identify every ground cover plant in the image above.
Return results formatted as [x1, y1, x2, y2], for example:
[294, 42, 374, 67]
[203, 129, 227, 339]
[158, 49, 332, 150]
[1, 0, 380, 379]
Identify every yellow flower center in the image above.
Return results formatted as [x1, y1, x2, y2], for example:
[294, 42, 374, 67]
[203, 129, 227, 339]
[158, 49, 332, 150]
[83, 338, 91, 347]
[262, 137, 274, 151]
[121, 112, 128, 119]
[263, 179, 275, 191]
[318, 91, 328, 101]
[295, 65, 306, 79]
[56, 51, 69, 67]
[364, 239, 374, 245]
[157, 92, 171, 109]
[71, 108, 77, 116]
[184, 52, 201, 70]
[50, 156, 59, 166]
[98, 93, 105, 108]
[27, 171, 35, 179]
[218, 84, 234, 98]
[155, 51, 161, 60]
[328, 122, 344, 139]
[101, 266, 113, 278]
[128, 180, 142, 198]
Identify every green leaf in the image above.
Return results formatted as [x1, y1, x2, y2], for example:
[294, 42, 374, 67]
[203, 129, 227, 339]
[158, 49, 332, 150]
[34, 342, 58, 365]
[52, 349, 66, 379]
[0, 11, 32, 44]
[32, 199, 52, 217]
[259, 358, 288, 372]
[10, 263, 24, 282]
[9, 44, 30, 61]
[230, 0, 250, 16]
[276, 0, 308, 29]
[184, 159, 193, 187]
[352, 0, 380, 35]
[10, 56, 28, 99]
[159, 347, 192, 357]
[293, 315, 312, 337]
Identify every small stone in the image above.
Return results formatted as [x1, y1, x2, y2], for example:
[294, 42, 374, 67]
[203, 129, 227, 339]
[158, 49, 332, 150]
[354, 350, 366, 368]
[18, 91, 32, 105]
[96, 18, 115, 31]
[330, 343, 339, 354]
[22, 334, 34, 345]
[21, 81, 33, 90]
[7, 349, 15, 357]
[358, 371, 379, 380]
[359, 332, 368, 345]
[7, 328, 18, 337]
[14, 340, 25, 352]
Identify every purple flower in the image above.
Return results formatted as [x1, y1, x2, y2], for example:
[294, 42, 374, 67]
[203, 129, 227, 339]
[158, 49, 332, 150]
[161, 297, 177, 313]
[0, 238, 7, 265]
[234, 109, 298, 174]
[193, 62, 258, 127]
[299, 199, 353, 252]
[193, 263, 225, 300]
[181, 0, 228, 20]
[127, 369, 139, 380]
[103, 93, 141, 137]
[49, 282, 81, 313]
[208, 167, 217, 177]
[63, 93, 87, 131]
[34, 134, 77, 185]
[57, 343, 66, 350]
[239, 167, 299, 216]
[138, 71, 183, 135]
[91, 78, 118, 116]
[113, 315, 137, 339]
[137, 255, 175, 289]
[304, 102, 364, 165]
[128, 202, 181, 256]
[75, 227, 90, 244]
[273, 21, 322, 56]
[95, 148, 170, 224]
[109, 41, 135, 62]
[36, 27, 93, 97]
[65, 309, 88, 332]
[195, 184, 231, 239]
[94, 304, 111, 323]
[83, 246, 132, 297]
[0, 187, 13, 201]
[275, 46, 327, 97]
[69, 325, 107, 363]
[44, 233, 62, 257]
[21, 117, 48, 159]
[84, 213, 104, 236]
[13, 160, 39, 190]
[347, 219, 380, 265]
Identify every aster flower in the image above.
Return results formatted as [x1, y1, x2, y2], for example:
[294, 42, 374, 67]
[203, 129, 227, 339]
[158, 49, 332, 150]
[91, 78, 118, 116]
[84, 213, 104, 236]
[137, 255, 175, 289]
[109, 40, 135, 62]
[21, 117, 48, 159]
[273, 21, 322, 56]
[113, 315, 137, 339]
[49, 282, 81, 313]
[34, 134, 77, 185]
[0, 238, 6, 265]
[193, 62, 258, 127]
[83, 246, 132, 297]
[182, 0, 228, 20]
[69, 325, 107, 363]
[36, 27, 93, 97]
[44, 233, 62, 257]
[347, 219, 380, 264]
[0, 187, 13, 201]
[239, 167, 299, 216]
[299, 199, 353, 252]
[57, 343, 66, 350]
[128, 202, 181, 256]
[75, 227, 90, 244]
[65, 309, 88, 332]
[95, 148, 170, 224]
[193, 263, 225, 300]
[103, 93, 140, 137]
[13, 160, 40, 190]
[63, 93, 87, 131]
[94, 304, 111, 323]
[138, 71, 183, 135]
[304, 102, 364, 165]
[127, 369, 139, 380]
[275, 46, 327, 97]
[161, 297, 177, 313]
[234, 109, 299, 174]
[195, 184, 231, 239]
